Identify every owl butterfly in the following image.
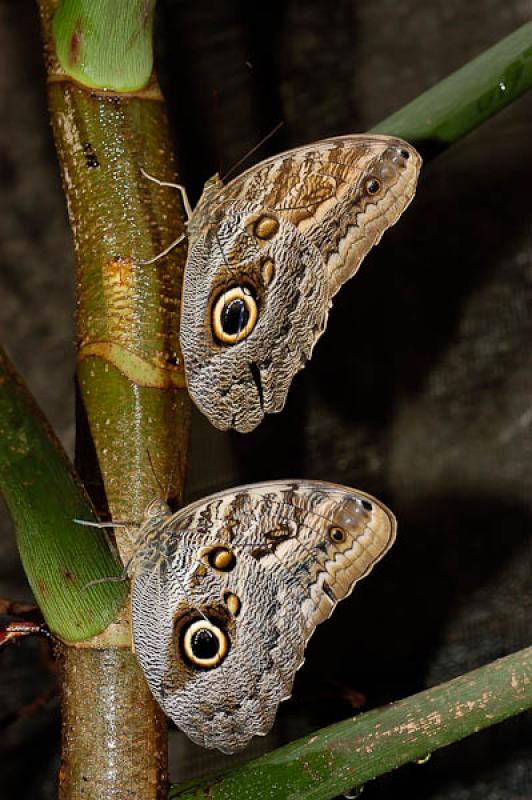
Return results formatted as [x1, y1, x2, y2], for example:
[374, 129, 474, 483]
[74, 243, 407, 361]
[179, 135, 421, 432]
[130, 480, 396, 753]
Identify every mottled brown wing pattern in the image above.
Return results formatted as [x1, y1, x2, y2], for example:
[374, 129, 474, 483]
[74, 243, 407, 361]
[131, 480, 396, 753]
[180, 135, 421, 432]
[194, 135, 420, 296]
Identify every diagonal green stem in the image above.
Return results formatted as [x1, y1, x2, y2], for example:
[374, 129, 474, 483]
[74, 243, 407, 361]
[372, 22, 532, 148]
[170, 646, 532, 800]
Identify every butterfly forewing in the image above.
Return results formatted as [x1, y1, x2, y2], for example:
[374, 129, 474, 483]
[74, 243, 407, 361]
[181, 134, 421, 432]
[131, 480, 396, 753]
[200, 135, 420, 294]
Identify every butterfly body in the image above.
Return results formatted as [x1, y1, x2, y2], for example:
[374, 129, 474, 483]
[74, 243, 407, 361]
[130, 480, 396, 753]
[180, 135, 421, 432]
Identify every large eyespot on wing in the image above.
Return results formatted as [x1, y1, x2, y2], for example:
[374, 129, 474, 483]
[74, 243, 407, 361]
[130, 503, 308, 754]
[180, 617, 230, 669]
[154, 556, 306, 753]
[180, 204, 329, 433]
[211, 286, 258, 344]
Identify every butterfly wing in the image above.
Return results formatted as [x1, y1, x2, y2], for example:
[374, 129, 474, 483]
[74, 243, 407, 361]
[131, 480, 396, 753]
[180, 135, 421, 432]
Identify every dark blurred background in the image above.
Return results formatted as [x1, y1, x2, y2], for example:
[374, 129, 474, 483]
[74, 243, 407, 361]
[0, 1, 531, 797]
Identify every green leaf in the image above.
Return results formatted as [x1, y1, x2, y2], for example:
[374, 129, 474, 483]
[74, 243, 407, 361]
[0, 348, 126, 641]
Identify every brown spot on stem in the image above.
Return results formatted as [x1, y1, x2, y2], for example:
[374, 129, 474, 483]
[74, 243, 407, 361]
[106, 257, 134, 288]
[69, 20, 83, 67]
[101, 257, 136, 338]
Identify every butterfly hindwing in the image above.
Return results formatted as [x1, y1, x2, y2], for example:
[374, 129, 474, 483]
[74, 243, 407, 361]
[180, 135, 421, 432]
[131, 480, 396, 753]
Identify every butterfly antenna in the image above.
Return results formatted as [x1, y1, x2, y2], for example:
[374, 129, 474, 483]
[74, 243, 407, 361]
[164, 449, 183, 507]
[146, 448, 166, 499]
[212, 86, 224, 177]
[221, 121, 284, 183]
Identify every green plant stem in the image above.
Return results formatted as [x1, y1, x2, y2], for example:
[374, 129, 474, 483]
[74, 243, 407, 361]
[170, 646, 532, 800]
[39, 0, 191, 568]
[0, 347, 125, 641]
[372, 22, 532, 147]
[36, 0, 192, 796]
[58, 644, 168, 797]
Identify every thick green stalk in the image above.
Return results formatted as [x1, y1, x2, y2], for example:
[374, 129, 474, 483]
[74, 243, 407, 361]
[40, 0, 191, 569]
[0, 347, 125, 641]
[170, 646, 532, 800]
[372, 22, 532, 146]
[35, 1, 192, 798]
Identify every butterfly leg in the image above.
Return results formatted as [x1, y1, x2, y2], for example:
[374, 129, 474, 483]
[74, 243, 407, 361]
[138, 167, 189, 264]
[140, 167, 193, 220]
[82, 572, 128, 591]
[73, 518, 129, 529]
[137, 232, 187, 265]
